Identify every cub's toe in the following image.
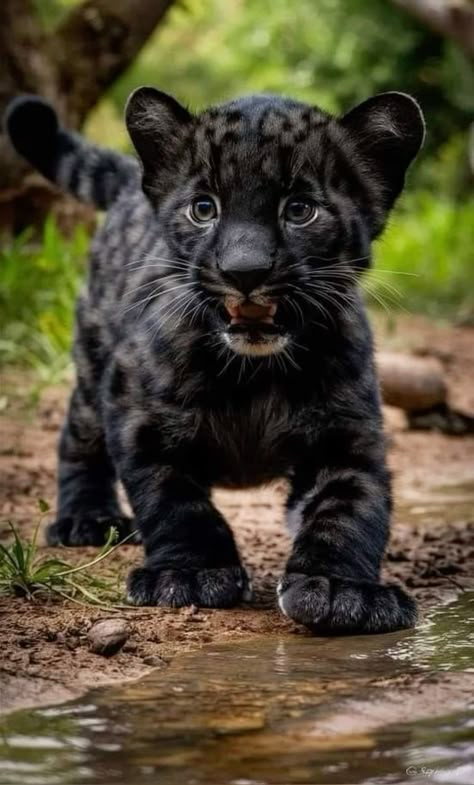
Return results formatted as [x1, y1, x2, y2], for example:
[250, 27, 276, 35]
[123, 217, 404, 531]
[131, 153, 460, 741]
[127, 565, 251, 608]
[277, 573, 416, 634]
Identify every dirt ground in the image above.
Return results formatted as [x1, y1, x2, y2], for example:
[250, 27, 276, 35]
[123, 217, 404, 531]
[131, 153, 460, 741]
[0, 314, 473, 715]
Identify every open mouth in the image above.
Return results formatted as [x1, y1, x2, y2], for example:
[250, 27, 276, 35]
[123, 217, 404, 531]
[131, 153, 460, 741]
[222, 298, 288, 356]
[225, 300, 278, 334]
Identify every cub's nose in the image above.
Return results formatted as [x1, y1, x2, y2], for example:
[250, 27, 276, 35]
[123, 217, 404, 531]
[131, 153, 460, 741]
[223, 268, 269, 295]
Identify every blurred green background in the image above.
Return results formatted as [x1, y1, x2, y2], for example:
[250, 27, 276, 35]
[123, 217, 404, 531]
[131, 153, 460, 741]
[1, 0, 473, 383]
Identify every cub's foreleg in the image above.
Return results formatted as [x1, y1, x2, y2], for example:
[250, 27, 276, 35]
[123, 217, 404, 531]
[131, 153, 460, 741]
[104, 372, 249, 607]
[279, 417, 416, 633]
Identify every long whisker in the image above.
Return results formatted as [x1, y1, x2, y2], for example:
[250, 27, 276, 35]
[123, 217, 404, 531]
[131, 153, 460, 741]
[363, 283, 409, 314]
[316, 291, 356, 321]
[174, 291, 205, 330]
[281, 346, 301, 371]
[308, 285, 358, 315]
[238, 355, 247, 384]
[122, 287, 162, 315]
[302, 267, 407, 303]
[218, 348, 239, 377]
[292, 287, 336, 328]
[301, 254, 371, 267]
[143, 290, 193, 336]
[158, 291, 196, 328]
[189, 296, 212, 327]
[123, 272, 191, 297]
[126, 253, 195, 268]
[122, 281, 194, 316]
[283, 295, 305, 327]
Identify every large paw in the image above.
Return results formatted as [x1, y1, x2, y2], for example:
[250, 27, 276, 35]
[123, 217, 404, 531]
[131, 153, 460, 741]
[127, 564, 251, 608]
[47, 515, 140, 547]
[277, 573, 416, 634]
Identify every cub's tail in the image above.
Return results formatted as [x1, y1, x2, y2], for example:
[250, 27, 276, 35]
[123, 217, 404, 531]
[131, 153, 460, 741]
[4, 95, 139, 210]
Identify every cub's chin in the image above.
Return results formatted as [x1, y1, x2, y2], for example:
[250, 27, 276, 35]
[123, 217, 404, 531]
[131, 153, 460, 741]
[222, 323, 289, 356]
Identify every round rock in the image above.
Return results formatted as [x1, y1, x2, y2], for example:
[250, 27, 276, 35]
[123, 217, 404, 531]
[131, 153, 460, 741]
[87, 618, 129, 657]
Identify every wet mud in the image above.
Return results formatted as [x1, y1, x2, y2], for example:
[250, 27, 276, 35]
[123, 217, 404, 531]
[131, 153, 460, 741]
[1, 593, 473, 784]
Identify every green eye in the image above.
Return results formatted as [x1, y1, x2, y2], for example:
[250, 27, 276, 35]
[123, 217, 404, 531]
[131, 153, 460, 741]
[284, 198, 318, 226]
[189, 196, 218, 224]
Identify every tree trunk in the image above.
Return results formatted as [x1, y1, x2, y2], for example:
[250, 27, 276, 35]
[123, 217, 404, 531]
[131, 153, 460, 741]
[0, 0, 175, 234]
[391, 1, 474, 59]
[377, 352, 447, 411]
[377, 351, 474, 434]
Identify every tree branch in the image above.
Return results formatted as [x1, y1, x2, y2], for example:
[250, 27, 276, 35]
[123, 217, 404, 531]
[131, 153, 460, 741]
[0, 0, 57, 107]
[52, 0, 176, 125]
[392, 0, 474, 58]
[0, 0, 59, 196]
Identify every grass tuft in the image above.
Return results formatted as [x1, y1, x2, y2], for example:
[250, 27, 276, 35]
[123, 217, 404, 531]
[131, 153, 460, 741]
[0, 217, 88, 382]
[0, 500, 130, 608]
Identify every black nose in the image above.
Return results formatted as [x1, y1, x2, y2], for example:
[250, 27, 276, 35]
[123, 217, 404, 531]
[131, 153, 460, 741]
[224, 268, 269, 295]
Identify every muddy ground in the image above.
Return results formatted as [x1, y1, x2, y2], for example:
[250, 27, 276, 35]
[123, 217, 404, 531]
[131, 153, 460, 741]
[0, 314, 473, 716]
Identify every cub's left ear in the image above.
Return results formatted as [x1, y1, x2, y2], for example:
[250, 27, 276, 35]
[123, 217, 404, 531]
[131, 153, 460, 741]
[341, 92, 425, 211]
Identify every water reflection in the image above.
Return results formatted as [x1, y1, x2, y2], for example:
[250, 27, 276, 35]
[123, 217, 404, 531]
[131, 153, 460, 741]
[387, 592, 474, 671]
[0, 592, 472, 785]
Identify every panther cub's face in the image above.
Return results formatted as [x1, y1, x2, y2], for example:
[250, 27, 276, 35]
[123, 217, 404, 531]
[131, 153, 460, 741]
[126, 89, 424, 357]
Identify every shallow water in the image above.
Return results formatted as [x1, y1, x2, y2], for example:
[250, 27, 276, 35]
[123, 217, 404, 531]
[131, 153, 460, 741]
[395, 480, 474, 528]
[1, 593, 473, 785]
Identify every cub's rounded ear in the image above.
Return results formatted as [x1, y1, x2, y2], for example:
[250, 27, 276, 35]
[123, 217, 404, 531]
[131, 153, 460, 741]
[340, 92, 425, 209]
[125, 86, 193, 197]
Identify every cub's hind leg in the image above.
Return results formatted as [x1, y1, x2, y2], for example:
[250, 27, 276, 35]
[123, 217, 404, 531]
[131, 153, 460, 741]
[47, 385, 137, 546]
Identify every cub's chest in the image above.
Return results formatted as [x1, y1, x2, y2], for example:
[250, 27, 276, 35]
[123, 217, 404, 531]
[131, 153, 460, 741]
[203, 394, 293, 484]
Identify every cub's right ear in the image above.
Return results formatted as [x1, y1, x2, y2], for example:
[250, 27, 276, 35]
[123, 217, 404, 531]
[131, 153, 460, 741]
[125, 86, 193, 199]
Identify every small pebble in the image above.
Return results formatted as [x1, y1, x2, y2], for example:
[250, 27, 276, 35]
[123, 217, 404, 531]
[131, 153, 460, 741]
[66, 636, 80, 651]
[142, 654, 166, 667]
[88, 619, 128, 657]
[17, 636, 34, 648]
[123, 641, 138, 653]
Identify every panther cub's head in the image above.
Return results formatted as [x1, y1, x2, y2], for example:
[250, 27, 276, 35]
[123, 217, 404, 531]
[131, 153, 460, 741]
[126, 89, 424, 357]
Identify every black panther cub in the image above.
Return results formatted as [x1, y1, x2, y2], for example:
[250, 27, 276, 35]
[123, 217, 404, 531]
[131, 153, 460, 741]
[5, 88, 425, 633]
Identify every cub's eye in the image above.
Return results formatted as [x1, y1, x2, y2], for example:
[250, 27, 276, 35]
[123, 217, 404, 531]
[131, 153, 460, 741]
[284, 198, 318, 227]
[188, 196, 219, 225]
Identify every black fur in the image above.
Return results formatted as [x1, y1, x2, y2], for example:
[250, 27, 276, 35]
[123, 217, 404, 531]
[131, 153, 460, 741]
[4, 95, 138, 209]
[5, 89, 424, 633]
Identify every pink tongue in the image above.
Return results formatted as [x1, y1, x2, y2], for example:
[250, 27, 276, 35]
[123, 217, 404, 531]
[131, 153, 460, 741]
[226, 302, 276, 322]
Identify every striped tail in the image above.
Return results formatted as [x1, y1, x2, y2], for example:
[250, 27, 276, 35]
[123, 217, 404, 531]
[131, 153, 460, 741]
[4, 95, 139, 210]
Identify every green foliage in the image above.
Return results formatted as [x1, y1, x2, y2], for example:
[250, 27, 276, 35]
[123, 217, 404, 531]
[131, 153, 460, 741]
[104, 0, 472, 155]
[33, 0, 77, 29]
[84, 0, 473, 203]
[0, 501, 128, 607]
[372, 194, 474, 323]
[0, 217, 88, 381]
[1, 0, 471, 381]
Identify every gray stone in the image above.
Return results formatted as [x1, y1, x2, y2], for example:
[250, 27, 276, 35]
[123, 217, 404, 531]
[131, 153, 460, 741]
[87, 618, 128, 657]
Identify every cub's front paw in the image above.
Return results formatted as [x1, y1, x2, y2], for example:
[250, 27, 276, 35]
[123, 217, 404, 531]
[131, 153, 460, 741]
[127, 564, 251, 608]
[277, 573, 416, 634]
[47, 515, 140, 547]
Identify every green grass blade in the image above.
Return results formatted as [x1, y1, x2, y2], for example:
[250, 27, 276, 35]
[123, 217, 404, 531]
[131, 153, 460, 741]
[0, 542, 19, 571]
[8, 523, 27, 573]
[54, 529, 135, 578]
